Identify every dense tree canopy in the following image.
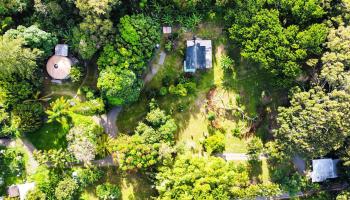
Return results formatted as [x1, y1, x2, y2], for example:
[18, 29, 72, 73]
[156, 155, 281, 199]
[0, 37, 41, 80]
[274, 87, 350, 158]
[320, 25, 350, 92]
[4, 25, 58, 57]
[97, 14, 160, 105]
[0, 0, 29, 15]
[97, 67, 142, 106]
[228, 0, 328, 84]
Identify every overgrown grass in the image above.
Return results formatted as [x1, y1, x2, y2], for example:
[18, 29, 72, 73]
[81, 167, 157, 200]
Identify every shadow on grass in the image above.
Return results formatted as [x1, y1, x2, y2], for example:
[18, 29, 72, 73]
[26, 121, 68, 150]
[248, 160, 263, 184]
[103, 167, 157, 200]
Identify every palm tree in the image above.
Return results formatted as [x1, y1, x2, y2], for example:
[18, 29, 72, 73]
[45, 97, 70, 130]
[96, 134, 116, 157]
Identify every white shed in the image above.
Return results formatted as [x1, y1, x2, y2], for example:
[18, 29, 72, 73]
[162, 26, 172, 34]
[311, 159, 339, 182]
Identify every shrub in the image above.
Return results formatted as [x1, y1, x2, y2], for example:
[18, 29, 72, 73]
[76, 167, 103, 188]
[220, 55, 235, 72]
[165, 41, 172, 52]
[169, 84, 187, 97]
[67, 124, 103, 163]
[247, 137, 263, 162]
[70, 65, 83, 83]
[159, 87, 168, 96]
[10, 101, 44, 135]
[0, 147, 26, 194]
[70, 98, 105, 115]
[96, 183, 121, 200]
[55, 177, 79, 200]
[207, 112, 216, 122]
[231, 127, 242, 138]
[26, 187, 46, 200]
[203, 133, 225, 154]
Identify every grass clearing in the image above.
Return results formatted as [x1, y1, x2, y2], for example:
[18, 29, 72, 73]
[81, 167, 157, 200]
[27, 122, 67, 150]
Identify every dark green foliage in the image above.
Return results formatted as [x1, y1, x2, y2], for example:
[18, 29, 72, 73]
[97, 14, 160, 106]
[0, 0, 29, 15]
[230, 9, 306, 81]
[0, 17, 13, 34]
[96, 183, 121, 200]
[228, 0, 328, 84]
[10, 102, 44, 135]
[0, 36, 42, 80]
[76, 167, 104, 188]
[247, 137, 263, 161]
[98, 14, 160, 73]
[54, 177, 79, 200]
[0, 79, 33, 108]
[266, 0, 326, 24]
[71, 27, 99, 60]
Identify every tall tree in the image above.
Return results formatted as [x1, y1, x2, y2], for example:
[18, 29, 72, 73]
[156, 155, 281, 199]
[274, 87, 350, 158]
[4, 25, 58, 57]
[97, 67, 142, 106]
[320, 26, 350, 92]
[0, 37, 41, 80]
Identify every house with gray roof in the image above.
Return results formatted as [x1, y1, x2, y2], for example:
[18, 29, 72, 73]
[184, 38, 212, 73]
[311, 158, 339, 182]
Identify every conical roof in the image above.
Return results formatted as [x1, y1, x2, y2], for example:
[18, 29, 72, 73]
[46, 55, 72, 79]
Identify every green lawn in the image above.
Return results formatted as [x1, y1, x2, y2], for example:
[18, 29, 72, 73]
[27, 122, 67, 150]
[27, 109, 97, 150]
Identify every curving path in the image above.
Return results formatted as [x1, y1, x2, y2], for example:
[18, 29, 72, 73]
[93, 107, 122, 138]
[0, 138, 39, 175]
[94, 51, 166, 138]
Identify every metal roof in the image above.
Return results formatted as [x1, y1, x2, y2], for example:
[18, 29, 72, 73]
[311, 159, 339, 182]
[55, 44, 68, 57]
[184, 39, 212, 73]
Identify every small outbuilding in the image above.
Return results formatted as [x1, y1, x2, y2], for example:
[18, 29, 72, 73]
[7, 185, 20, 198]
[311, 159, 339, 182]
[7, 183, 35, 200]
[162, 26, 172, 34]
[55, 44, 69, 57]
[46, 55, 72, 80]
[184, 38, 212, 73]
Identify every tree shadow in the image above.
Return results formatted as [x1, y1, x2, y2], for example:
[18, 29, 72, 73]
[102, 167, 157, 200]
[248, 160, 263, 184]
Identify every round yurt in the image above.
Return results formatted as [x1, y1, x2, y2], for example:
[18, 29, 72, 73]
[46, 55, 72, 80]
